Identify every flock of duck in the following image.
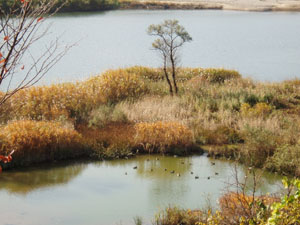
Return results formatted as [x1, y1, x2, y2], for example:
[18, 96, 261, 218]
[125, 157, 219, 180]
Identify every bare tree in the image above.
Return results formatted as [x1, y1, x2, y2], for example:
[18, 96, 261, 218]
[0, 0, 71, 107]
[147, 19, 192, 95]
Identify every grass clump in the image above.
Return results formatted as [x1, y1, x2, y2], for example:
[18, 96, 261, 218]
[134, 121, 194, 154]
[2, 82, 98, 124]
[199, 68, 241, 84]
[125, 66, 164, 81]
[153, 207, 202, 225]
[0, 120, 86, 167]
[85, 69, 148, 104]
[88, 104, 128, 128]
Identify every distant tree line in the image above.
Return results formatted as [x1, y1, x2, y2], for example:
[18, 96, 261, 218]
[0, 0, 119, 14]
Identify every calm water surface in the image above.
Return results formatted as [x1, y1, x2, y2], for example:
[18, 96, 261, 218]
[0, 155, 283, 225]
[31, 10, 300, 85]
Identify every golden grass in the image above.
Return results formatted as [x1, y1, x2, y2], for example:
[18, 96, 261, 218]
[85, 69, 148, 103]
[134, 121, 194, 153]
[0, 120, 85, 166]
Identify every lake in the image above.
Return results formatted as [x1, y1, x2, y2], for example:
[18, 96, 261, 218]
[0, 155, 283, 225]
[28, 10, 300, 85]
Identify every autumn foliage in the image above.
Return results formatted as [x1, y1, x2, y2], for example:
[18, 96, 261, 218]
[0, 120, 85, 167]
[134, 121, 194, 153]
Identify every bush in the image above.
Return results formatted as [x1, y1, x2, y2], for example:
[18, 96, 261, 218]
[240, 102, 273, 118]
[266, 144, 300, 176]
[195, 125, 242, 145]
[267, 178, 300, 225]
[199, 68, 241, 84]
[0, 120, 86, 167]
[88, 104, 128, 128]
[240, 127, 279, 167]
[243, 93, 260, 107]
[134, 121, 194, 154]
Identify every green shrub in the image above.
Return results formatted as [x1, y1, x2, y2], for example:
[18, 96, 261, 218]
[240, 127, 279, 167]
[267, 178, 300, 225]
[243, 93, 260, 107]
[88, 104, 128, 128]
[266, 144, 300, 176]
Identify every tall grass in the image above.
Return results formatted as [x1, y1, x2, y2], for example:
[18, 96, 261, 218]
[134, 121, 194, 154]
[0, 120, 86, 167]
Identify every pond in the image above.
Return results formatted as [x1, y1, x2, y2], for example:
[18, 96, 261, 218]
[24, 9, 300, 86]
[0, 155, 283, 225]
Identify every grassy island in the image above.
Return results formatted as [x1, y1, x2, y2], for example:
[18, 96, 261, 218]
[1, 66, 300, 177]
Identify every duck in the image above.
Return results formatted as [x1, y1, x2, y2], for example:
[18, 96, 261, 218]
[207, 176, 210, 180]
[125, 172, 127, 175]
[190, 171, 194, 175]
[195, 176, 199, 179]
[176, 173, 181, 177]
[215, 172, 219, 175]
[133, 166, 138, 169]
[211, 162, 215, 166]
[164, 168, 167, 171]
[170, 170, 175, 174]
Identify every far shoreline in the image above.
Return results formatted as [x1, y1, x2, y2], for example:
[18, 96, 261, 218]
[119, 0, 300, 12]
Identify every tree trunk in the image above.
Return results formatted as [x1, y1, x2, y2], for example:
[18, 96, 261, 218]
[163, 57, 173, 95]
[170, 54, 178, 94]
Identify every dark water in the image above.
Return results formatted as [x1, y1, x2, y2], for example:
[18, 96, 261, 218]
[0, 155, 283, 225]
[34, 10, 300, 85]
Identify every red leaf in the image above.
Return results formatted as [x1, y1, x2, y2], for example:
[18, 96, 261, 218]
[4, 36, 9, 41]
[37, 17, 43, 23]
[0, 53, 2, 58]
[0, 166, 2, 173]
[21, 65, 25, 70]
[0, 59, 5, 64]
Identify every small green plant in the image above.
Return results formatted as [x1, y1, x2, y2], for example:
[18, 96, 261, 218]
[133, 216, 143, 225]
[267, 178, 300, 225]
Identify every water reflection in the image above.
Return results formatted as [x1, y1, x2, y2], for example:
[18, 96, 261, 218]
[0, 155, 284, 225]
[0, 161, 87, 195]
